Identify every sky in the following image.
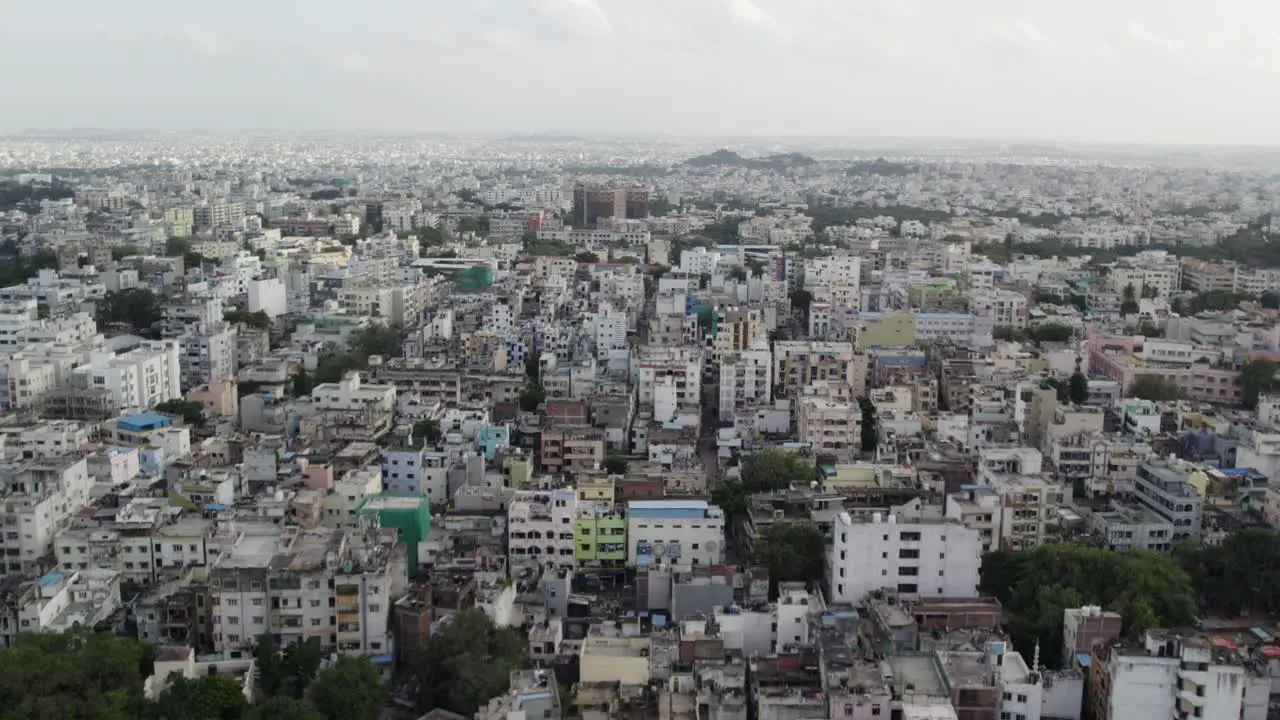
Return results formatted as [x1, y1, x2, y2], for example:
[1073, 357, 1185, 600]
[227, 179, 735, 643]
[2, 0, 1279, 145]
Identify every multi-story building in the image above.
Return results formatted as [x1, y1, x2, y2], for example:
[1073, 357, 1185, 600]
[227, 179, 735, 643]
[538, 428, 605, 475]
[0, 568, 122, 648]
[573, 183, 649, 226]
[380, 443, 449, 502]
[985, 474, 1070, 550]
[796, 396, 863, 462]
[1133, 458, 1204, 542]
[178, 324, 237, 390]
[71, 339, 183, 411]
[574, 501, 627, 569]
[0, 454, 93, 574]
[193, 201, 245, 230]
[209, 525, 404, 655]
[626, 500, 725, 569]
[773, 341, 861, 396]
[804, 255, 862, 310]
[969, 290, 1029, 329]
[508, 489, 577, 571]
[708, 306, 766, 363]
[718, 344, 772, 422]
[1090, 631, 1269, 720]
[829, 512, 981, 604]
[637, 346, 703, 411]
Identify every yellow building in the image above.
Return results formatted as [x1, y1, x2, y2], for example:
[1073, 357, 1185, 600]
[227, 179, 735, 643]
[857, 312, 917, 351]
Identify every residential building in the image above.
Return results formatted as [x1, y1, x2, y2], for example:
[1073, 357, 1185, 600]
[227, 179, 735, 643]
[626, 500, 725, 568]
[829, 512, 981, 604]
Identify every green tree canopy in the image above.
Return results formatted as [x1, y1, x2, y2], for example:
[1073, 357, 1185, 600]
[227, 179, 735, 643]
[1238, 358, 1280, 409]
[857, 396, 877, 452]
[291, 371, 315, 398]
[111, 244, 142, 261]
[154, 399, 206, 427]
[1068, 371, 1090, 405]
[224, 309, 272, 330]
[740, 448, 815, 493]
[98, 288, 164, 333]
[244, 697, 325, 720]
[412, 418, 442, 446]
[1130, 374, 1183, 402]
[0, 629, 153, 720]
[518, 384, 546, 412]
[308, 656, 383, 720]
[980, 544, 1197, 669]
[415, 608, 526, 716]
[1175, 529, 1280, 616]
[152, 674, 248, 720]
[604, 455, 629, 475]
[1030, 323, 1075, 344]
[756, 523, 826, 598]
[574, 251, 599, 263]
[165, 237, 192, 258]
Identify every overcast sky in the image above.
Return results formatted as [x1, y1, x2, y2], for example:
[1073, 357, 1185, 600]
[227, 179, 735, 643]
[2, 0, 1277, 145]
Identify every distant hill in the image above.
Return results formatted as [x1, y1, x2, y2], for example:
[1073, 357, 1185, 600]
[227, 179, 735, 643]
[685, 149, 817, 171]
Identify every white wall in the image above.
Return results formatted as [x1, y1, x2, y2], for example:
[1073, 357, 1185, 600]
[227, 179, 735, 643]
[829, 512, 981, 604]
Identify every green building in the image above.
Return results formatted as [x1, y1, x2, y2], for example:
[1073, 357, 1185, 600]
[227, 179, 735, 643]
[574, 510, 627, 567]
[356, 494, 431, 579]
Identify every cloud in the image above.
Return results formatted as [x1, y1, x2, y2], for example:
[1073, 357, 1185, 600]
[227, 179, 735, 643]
[1126, 24, 1178, 54]
[328, 51, 374, 73]
[530, 0, 612, 36]
[182, 29, 230, 57]
[485, 27, 524, 51]
[725, 0, 792, 42]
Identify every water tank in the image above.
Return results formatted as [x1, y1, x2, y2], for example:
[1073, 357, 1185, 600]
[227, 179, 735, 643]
[872, 512, 882, 524]
[888, 514, 897, 524]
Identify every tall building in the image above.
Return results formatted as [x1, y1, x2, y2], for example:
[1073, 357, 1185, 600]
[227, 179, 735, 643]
[829, 511, 981, 604]
[573, 184, 650, 226]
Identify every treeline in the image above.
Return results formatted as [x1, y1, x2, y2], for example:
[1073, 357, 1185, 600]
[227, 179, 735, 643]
[0, 630, 384, 720]
[0, 180, 75, 212]
[983, 529, 1280, 669]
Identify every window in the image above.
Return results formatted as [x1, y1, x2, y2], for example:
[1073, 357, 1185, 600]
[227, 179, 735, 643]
[311, 600, 321, 608]
[1017, 695, 1027, 703]
[899, 548, 919, 559]
[369, 604, 380, 612]
[252, 598, 263, 606]
[311, 618, 321, 626]
[252, 616, 264, 625]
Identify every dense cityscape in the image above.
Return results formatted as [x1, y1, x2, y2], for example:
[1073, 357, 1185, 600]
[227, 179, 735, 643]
[2, 131, 1280, 720]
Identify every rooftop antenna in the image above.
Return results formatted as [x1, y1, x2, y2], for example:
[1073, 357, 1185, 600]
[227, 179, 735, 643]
[1032, 640, 1041, 672]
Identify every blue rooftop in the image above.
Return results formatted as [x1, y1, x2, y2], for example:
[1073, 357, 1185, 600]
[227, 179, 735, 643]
[118, 412, 172, 432]
[38, 571, 66, 588]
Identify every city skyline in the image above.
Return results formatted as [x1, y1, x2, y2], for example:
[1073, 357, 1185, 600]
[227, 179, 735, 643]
[4, 0, 1280, 146]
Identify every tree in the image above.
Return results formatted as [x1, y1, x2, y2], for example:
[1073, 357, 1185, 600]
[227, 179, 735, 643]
[1171, 297, 1186, 315]
[1188, 290, 1256, 314]
[1030, 323, 1075, 344]
[604, 455, 629, 475]
[739, 448, 815, 493]
[711, 478, 750, 518]
[244, 697, 324, 720]
[980, 544, 1197, 669]
[349, 323, 402, 359]
[111, 244, 142, 261]
[291, 371, 315, 398]
[789, 289, 813, 317]
[154, 399, 206, 427]
[1262, 291, 1280, 310]
[1238, 358, 1280, 409]
[412, 419, 442, 446]
[98, 288, 164, 332]
[415, 608, 526, 716]
[456, 216, 488, 235]
[1175, 529, 1280, 616]
[518, 384, 546, 412]
[165, 237, 192, 258]
[224, 309, 272, 330]
[1068, 371, 1089, 405]
[152, 675, 248, 720]
[308, 656, 383, 720]
[1120, 283, 1139, 315]
[857, 397, 877, 452]
[253, 633, 285, 698]
[756, 523, 826, 598]
[1129, 374, 1183, 402]
[727, 266, 747, 281]
[277, 637, 323, 699]
[308, 189, 342, 201]
[574, 251, 599, 263]
[416, 226, 444, 250]
[1139, 323, 1163, 338]
[0, 629, 154, 720]
[993, 326, 1029, 342]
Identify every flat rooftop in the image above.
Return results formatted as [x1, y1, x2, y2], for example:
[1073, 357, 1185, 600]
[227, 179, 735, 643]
[888, 655, 947, 696]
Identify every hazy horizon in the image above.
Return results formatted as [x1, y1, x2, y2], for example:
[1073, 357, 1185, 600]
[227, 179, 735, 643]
[5, 0, 1280, 146]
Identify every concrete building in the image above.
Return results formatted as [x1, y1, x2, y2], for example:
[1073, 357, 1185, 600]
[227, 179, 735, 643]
[829, 512, 981, 604]
[718, 344, 772, 422]
[1133, 458, 1204, 542]
[72, 340, 182, 411]
[1062, 605, 1123, 667]
[209, 525, 404, 656]
[0, 455, 93, 574]
[626, 500, 725, 569]
[508, 489, 577, 571]
[796, 396, 863, 462]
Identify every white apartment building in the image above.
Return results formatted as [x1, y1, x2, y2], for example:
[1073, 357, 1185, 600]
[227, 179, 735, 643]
[718, 345, 772, 422]
[985, 474, 1070, 551]
[178, 324, 237, 390]
[508, 489, 577, 571]
[382, 445, 450, 502]
[0, 455, 93, 574]
[593, 303, 628, 361]
[321, 469, 383, 531]
[0, 568, 122, 648]
[969, 290, 1029, 329]
[538, 227, 651, 249]
[72, 340, 182, 412]
[636, 346, 704, 411]
[804, 256, 862, 310]
[914, 312, 995, 347]
[193, 201, 244, 230]
[247, 278, 287, 318]
[796, 396, 863, 462]
[333, 213, 361, 236]
[55, 502, 211, 582]
[209, 525, 402, 656]
[311, 371, 396, 414]
[828, 512, 981, 604]
[0, 356, 60, 411]
[0, 421, 92, 461]
[1093, 631, 1269, 720]
[626, 500, 726, 568]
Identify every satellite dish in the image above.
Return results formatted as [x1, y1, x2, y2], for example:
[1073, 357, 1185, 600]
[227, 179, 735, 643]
[652, 542, 667, 557]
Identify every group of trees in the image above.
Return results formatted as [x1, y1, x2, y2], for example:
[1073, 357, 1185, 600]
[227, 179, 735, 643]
[154, 399, 207, 427]
[1042, 371, 1091, 405]
[415, 609, 526, 716]
[521, 231, 576, 257]
[0, 245, 58, 288]
[0, 180, 75, 213]
[1129, 374, 1184, 402]
[314, 324, 402, 384]
[1174, 529, 1280, 617]
[756, 523, 826, 597]
[980, 544, 1198, 669]
[223, 309, 272, 330]
[98, 288, 165, 333]
[0, 629, 384, 720]
[712, 449, 816, 518]
[1238, 358, 1280, 409]
[518, 383, 546, 412]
